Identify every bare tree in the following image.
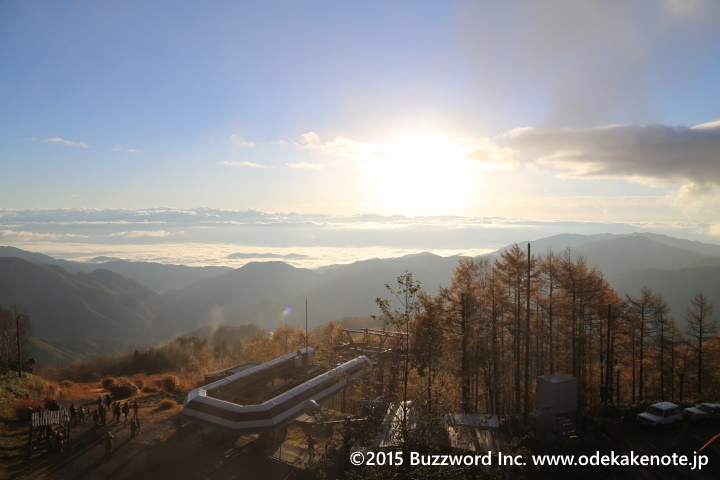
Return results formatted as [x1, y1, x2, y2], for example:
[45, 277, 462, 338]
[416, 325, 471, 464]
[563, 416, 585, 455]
[685, 292, 717, 397]
[626, 287, 655, 402]
[0, 306, 33, 375]
[651, 293, 672, 401]
[375, 271, 422, 450]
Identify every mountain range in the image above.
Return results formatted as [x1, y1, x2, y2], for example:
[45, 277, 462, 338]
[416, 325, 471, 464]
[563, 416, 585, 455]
[2, 232, 719, 365]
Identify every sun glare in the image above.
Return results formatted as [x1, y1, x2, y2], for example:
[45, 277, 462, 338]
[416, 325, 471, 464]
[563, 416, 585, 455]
[362, 134, 480, 216]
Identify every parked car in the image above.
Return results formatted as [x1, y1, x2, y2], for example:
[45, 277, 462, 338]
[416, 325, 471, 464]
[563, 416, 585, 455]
[637, 402, 683, 427]
[683, 403, 720, 424]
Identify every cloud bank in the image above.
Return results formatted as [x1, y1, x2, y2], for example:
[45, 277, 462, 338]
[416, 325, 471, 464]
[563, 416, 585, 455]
[504, 121, 720, 192]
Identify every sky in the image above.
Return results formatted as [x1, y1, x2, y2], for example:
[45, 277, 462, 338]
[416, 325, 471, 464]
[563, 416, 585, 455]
[2, 0, 720, 267]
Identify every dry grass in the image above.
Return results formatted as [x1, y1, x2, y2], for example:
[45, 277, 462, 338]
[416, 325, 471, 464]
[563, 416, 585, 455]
[153, 374, 192, 395]
[0, 373, 59, 420]
[94, 373, 193, 397]
[131, 374, 146, 390]
[11, 398, 39, 421]
[59, 379, 74, 389]
[158, 398, 177, 410]
[58, 380, 96, 399]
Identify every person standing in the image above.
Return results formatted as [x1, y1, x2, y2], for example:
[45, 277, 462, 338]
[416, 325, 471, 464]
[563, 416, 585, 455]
[105, 431, 114, 459]
[56, 432, 65, 453]
[69, 403, 77, 425]
[307, 434, 315, 463]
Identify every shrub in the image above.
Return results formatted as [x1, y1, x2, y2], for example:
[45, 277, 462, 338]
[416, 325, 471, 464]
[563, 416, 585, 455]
[132, 376, 146, 390]
[13, 398, 39, 421]
[59, 380, 74, 389]
[26, 375, 58, 399]
[158, 398, 177, 410]
[107, 381, 139, 399]
[101, 377, 115, 390]
[142, 385, 158, 393]
[175, 378, 192, 395]
[158, 375, 180, 393]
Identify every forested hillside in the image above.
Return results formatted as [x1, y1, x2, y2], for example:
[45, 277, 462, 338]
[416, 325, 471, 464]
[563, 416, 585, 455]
[1, 232, 719, 371]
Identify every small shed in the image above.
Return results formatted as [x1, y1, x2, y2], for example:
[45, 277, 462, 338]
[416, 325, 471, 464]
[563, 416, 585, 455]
[536, 373, 577, 414]
[529, 373, 577, 434]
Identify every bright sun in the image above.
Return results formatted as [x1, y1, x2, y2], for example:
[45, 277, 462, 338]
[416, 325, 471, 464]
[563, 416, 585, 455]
[361, 134, 481, 216]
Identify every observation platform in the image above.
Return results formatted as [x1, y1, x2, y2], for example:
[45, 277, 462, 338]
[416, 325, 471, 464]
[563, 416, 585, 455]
[182, 347, 371, 435]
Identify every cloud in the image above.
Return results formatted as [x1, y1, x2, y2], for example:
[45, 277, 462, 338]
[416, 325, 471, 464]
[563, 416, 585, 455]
[222, 161, 268, 168]
[464, 139, 518, 169]
[293, 132, 385, 162]
[295, 132, 320, 148]
[453, 1, 720, 127]
[228, 134, 256, 147]
[110, 230, 178, 238]
[663, 0, 707, 15]
[505, 121, 720, 192]
[113, 145, 140, 153]
[0, 230, 88, 241]
[666, 182, 718, 214]
[706, 223, 720, 238]
[691, 120, 720, 130]
[3, 207, 719, 265]
[43, 137, 89, 148]
[288, 131, 522, 176]
[227, 252, 310, 260]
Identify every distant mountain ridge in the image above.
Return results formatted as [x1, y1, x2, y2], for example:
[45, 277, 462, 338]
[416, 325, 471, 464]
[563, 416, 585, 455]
[0, 256, 169, 340]
[562, 233, 710, 277]
[2, 231, 720, 365]
[0, 246, 232, 293]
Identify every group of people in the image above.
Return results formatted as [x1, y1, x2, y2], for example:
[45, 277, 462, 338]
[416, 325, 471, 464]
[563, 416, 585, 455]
[97, 397, 142, 459]
[68, 403, 88, 425]
[92, 406, 107, 426]
[37, 425, 66, 452]
[73, 395, 143, 459]
[91, 397, 139, 425]
[104, 414, 141, 459]
[112, 400, 138, 422]
[32, 394, 143, 459]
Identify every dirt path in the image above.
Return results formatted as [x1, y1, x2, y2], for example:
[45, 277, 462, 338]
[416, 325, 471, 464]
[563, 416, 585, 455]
[2, 390, 321, 480]
[4, 392, 193, 480]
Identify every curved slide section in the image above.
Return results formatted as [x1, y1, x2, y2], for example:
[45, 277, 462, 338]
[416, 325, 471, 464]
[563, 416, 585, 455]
[182, 351, 371, 435]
